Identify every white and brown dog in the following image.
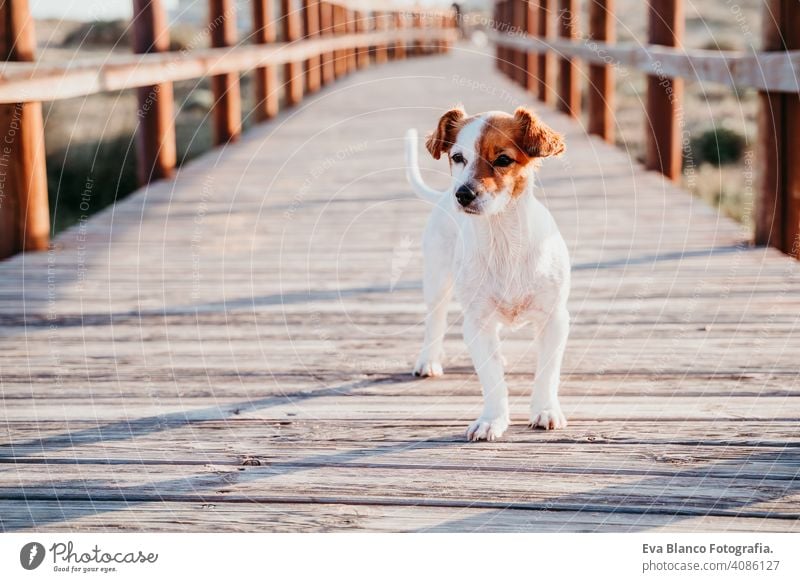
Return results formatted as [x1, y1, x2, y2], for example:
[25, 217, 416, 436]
[405, 106, 570, 441]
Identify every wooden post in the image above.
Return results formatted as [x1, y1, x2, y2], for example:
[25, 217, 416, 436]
[253, 0, 279, 121]
[525, 0, 538, 94]
[132, 0, 176, 186]
[504, 1, 514, 76]
[588, 0, 615, 142]
[645, 0, 683, 181]
[374, 12, 388, 64]
[537, 0, 554, 104]
[499, 1, 508, 75]
[345, 10, 357, 73]
[393, 12, 406, 60]
[332, 4, 347, 78]
[437, 13, 447, 53]
[210, 0, 241, 144]
[0, 0, 49, 257]
[494, 1, 501, 70]
[434, 13, 442, 54]
[557, 0, 579, 118]
[355, 11, 370, 69]
[282, 0, 303, 106]
[412, 11, 422, 56]
[303, 0, 322, 93]
[444, 10, 456, 53]
[512, 0, 527, 86]
[319, 2, 335, 84]
[755, 0, 800, 255]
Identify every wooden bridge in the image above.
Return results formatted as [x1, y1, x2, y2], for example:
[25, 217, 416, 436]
[1, 1, 799, 532]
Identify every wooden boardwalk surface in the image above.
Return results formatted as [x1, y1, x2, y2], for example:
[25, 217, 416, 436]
[1, 47, 799, 532]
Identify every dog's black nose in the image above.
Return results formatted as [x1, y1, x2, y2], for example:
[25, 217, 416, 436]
[455, 185, 476, 207]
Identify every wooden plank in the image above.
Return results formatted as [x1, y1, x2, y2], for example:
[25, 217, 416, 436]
[4, 419, 800, 449]
[5, 436, 799, 480]
[3, 500, 794, 533]
[0, 0, 49, 257]
[587, 0, 614, 142]
[302, 0, 322, 93]
[132, 0, 177, 185]
[253, 0, 279, 121]
[645, 0, 683, 181]
[2, 371, 799, 399]
[557, 0, 580, 118]
[0, 395, 796, 422]
[282, 0, 304, 107]
[209, 0, 241, 144]
[1, 463, 797, 519]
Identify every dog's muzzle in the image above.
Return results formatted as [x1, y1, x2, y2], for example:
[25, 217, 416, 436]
[455, 184, 477, 207]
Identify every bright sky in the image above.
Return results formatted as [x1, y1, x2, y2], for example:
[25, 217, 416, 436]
[30, 0, 466, 22]
[31, 0, 179, 20]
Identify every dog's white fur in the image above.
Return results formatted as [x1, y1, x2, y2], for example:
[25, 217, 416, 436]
[405, 111, 570, 441]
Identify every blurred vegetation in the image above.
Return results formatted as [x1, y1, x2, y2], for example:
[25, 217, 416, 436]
[61, 20, 130, 48]
[61, 19, 203, 51]
[690, 127, 746, 167]
[609, 0, 760, 232]
[36, 13, 270, 234]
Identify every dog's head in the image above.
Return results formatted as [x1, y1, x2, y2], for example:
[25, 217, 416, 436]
[426, 106, 565, 216]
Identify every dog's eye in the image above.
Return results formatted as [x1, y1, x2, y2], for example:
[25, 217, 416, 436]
[451, 153, 466, 164]
[493, 154, 514, 168]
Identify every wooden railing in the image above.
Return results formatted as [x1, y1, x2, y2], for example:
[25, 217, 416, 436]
[0, 0, 457, 259]
[492, 0, 800, 259]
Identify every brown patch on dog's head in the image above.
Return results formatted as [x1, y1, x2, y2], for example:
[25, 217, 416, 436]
[470, 107, 565, 199]
[426, 106, 466, 160]
[513, 107, 565, 159]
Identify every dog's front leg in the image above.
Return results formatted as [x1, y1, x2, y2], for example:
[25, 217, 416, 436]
[463, 316, 509, 441]
[530, 308, 569, 430]
[413, 261, 452, 377]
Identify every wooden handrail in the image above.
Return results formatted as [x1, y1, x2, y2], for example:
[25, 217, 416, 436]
[491, 30, 800, 94]
[0, 30, 453, 104]
[0, 0, 457, 259]
[492, 0, 800, 260]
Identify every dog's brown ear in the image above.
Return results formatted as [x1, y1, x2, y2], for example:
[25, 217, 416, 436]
[426, 106, 466, 160]
[513, 106, 565, 158]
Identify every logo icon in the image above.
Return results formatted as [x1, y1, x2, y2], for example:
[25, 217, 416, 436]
[20, 542, 45, 570]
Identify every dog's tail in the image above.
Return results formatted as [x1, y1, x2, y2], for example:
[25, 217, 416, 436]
[405, 129, 446, 204]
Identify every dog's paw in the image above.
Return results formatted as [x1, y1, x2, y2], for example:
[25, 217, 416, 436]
[529, 403, 567, 430]
[466, 416, 509, 441]
[412, 357, 443, 377]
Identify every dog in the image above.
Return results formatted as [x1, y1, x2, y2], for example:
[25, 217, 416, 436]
[405, 106, 570, 441]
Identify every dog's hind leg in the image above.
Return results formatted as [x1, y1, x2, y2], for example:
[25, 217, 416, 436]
[413, 235, 453, 378]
